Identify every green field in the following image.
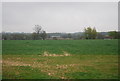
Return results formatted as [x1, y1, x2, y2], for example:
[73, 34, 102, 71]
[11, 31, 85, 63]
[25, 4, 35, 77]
[2, 40, 119, 79]
[2, 40, 118, 55]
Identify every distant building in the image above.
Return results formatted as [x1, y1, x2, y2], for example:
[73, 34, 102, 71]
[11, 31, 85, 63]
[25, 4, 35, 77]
[51, 36, 62, 40]
[104, 35, 112, 39]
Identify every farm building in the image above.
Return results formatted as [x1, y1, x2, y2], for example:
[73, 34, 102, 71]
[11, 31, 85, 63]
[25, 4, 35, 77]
[51, 36, 63, 40]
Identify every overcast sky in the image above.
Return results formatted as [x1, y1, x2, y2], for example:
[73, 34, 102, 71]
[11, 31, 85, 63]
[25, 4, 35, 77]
[2, 2, 118, 33]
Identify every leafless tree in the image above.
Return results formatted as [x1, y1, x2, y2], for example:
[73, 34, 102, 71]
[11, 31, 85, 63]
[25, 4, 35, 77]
[33, 25, 47, 40]
[33, 25, 42, 34]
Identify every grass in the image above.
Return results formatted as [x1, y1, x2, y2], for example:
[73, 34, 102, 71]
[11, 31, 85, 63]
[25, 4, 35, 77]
[2, 40, 118, 55]
[3, 65, 56, 79]
[2, 39, 119, 79]
[3, 55, 118, 79]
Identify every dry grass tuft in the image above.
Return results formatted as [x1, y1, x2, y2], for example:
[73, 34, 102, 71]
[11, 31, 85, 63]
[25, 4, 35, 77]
[42, 51, 71, 57]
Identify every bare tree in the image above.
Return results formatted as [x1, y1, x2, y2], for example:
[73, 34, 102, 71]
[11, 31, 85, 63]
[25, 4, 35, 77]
[33, 25, 42, 34]
[33, 25, 47, 40]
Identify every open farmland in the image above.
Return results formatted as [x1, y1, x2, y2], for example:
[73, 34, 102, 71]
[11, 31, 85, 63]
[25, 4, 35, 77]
[2, 40, 119, 79]
[2, 40, 118, 55]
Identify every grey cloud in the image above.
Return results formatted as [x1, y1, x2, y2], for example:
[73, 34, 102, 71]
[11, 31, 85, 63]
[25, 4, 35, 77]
[2, 2, 118, 33]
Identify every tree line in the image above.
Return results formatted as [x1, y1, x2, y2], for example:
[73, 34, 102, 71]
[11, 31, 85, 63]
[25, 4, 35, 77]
[2, 25, 120, 40]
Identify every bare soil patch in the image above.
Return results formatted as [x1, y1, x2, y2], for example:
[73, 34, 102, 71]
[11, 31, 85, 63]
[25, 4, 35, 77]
[41, 51, 71, 57]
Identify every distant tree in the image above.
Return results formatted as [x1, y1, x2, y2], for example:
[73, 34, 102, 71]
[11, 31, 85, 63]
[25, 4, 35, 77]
[33, 25, 42, 40]
[84, 27, 97, 39]
[84, 27, 92, 39]
[67, 33, 72, 38]
[40, 30, 47, 40]
[33, 25, 42, 34]
[108, 31, 118, 39]
[118, 32, 120, 39]
[32, 32, 38, 40]
[97, 33, 104, 39]
[33, 25, 47, 40]
[92, 28, 97, 39]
